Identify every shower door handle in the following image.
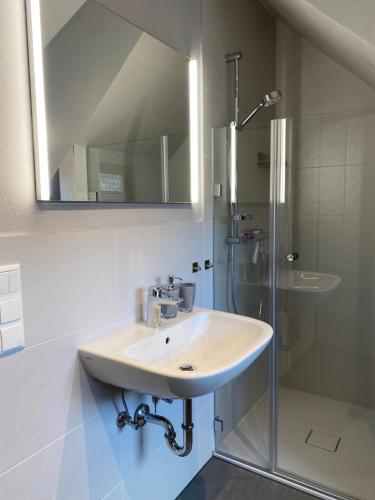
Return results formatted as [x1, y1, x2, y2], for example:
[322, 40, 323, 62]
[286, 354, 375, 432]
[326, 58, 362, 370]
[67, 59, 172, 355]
[286, 252, 299, 262]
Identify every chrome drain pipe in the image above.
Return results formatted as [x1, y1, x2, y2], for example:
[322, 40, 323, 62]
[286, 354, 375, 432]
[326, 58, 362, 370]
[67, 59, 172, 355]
[117, 395, 194, 457]
[140, 399, 193, 457]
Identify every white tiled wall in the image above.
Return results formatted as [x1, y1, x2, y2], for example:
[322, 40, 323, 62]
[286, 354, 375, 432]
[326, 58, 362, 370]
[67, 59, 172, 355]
[278, 23, 375, 393]
[0, 1, 216, 499]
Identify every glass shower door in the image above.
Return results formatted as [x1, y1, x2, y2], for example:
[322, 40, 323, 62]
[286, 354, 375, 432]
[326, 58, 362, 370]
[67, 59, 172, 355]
[271, 115, 375, 500]
[214, 114, 375, 500]
[213, 121, 273, 472]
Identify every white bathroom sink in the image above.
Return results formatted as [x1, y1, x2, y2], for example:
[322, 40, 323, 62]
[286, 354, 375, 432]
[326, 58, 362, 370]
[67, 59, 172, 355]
[79, 307, 273, 399]
[278, 269, 341, 308]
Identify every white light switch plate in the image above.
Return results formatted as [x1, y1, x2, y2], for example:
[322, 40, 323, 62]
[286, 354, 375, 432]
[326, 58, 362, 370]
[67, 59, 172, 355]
[0, 273, 9, 295]
[9, 270, 20, 292]
[1, 323, 24, 352]
[0, 297, 21, 324]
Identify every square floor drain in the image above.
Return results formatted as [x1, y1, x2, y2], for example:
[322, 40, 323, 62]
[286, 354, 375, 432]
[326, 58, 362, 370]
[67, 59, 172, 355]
[305, 429, 341, 452]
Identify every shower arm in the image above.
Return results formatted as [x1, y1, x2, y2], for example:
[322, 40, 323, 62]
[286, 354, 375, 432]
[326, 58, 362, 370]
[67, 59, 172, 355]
[237, 102, 264, 130]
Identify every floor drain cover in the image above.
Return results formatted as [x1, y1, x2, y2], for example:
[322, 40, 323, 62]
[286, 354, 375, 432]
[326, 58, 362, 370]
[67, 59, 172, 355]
[305, 429, 341, 452]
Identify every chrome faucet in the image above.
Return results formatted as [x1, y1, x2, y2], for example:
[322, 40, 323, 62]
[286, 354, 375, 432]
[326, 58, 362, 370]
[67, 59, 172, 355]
[160, 274, 183, 319]
[146, 287, 182, 328]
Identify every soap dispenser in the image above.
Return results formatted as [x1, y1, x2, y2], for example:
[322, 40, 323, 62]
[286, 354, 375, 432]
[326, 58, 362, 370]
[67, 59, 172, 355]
[161, 274, 182, 319]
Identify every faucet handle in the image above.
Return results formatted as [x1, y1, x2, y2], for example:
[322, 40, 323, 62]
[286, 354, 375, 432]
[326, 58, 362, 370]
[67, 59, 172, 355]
[167, 274, 183, 289]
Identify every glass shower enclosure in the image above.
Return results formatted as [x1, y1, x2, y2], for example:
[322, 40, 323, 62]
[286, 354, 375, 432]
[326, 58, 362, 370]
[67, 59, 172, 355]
[213, 116, 375, 500]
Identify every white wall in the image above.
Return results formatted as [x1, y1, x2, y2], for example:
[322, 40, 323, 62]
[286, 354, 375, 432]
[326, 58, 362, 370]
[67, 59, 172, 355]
[0, 1, 215, 499]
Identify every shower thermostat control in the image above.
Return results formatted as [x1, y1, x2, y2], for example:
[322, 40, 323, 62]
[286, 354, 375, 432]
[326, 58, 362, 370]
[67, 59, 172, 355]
[286, 252, 300, 262]
[232, 213, 253, 221]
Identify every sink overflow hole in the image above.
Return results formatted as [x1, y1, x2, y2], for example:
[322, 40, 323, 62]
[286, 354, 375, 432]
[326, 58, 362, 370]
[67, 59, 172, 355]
[179, 363, 195, 371]
[165, 337, 170, 344]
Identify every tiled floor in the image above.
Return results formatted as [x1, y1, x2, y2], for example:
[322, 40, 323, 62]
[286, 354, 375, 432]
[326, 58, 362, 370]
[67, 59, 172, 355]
[177, 457, 314, 500]
[218, 386, 375, 500]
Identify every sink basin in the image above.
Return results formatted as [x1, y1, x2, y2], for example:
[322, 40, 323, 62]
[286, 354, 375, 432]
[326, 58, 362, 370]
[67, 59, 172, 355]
[278, 269, 341, 308]
[79, 307, 273, 399]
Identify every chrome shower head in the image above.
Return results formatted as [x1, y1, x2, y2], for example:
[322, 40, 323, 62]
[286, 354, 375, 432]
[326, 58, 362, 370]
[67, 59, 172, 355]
[262, 90, 283, 107]
[238, 90, 283, 130]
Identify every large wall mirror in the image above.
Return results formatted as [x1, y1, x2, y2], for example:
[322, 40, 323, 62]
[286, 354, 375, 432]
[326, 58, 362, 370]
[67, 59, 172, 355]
[26, 0, 197, 203]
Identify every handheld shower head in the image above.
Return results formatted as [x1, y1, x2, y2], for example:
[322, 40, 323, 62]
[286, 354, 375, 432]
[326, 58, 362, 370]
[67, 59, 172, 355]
[238, 89, 283, 130]
[262, 90, 282, 107]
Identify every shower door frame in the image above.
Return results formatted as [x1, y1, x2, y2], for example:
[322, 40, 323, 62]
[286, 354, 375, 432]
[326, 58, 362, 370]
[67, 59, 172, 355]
[213, 118, 357, 500]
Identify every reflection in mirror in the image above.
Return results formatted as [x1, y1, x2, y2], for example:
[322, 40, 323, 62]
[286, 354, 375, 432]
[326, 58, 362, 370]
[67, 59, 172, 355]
[26, 0, 193, 203]
[87, 132, 190, 203]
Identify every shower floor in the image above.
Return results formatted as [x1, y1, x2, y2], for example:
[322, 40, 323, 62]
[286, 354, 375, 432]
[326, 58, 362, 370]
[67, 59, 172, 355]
[217, 387, 375, 500]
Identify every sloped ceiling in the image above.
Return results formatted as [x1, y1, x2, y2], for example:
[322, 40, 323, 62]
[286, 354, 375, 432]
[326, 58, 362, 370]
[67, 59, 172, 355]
[306, 0, 375, 47]
[261, 0, 375, 88]
[40, 0, 86, 47]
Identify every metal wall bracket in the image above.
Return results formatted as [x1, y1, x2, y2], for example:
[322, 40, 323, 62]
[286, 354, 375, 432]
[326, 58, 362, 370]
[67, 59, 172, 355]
[213, 184, 223, 197]
[214, 416, 224, 432]
[192, 262, 201, 273]
[205, 259, 214, 270]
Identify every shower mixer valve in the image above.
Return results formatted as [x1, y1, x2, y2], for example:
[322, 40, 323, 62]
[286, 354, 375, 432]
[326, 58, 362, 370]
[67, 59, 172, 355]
[232, 213, 253, 221]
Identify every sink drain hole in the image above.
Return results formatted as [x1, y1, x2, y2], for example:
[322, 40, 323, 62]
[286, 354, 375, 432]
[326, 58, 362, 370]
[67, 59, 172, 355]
[179, 363, 195, 372]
